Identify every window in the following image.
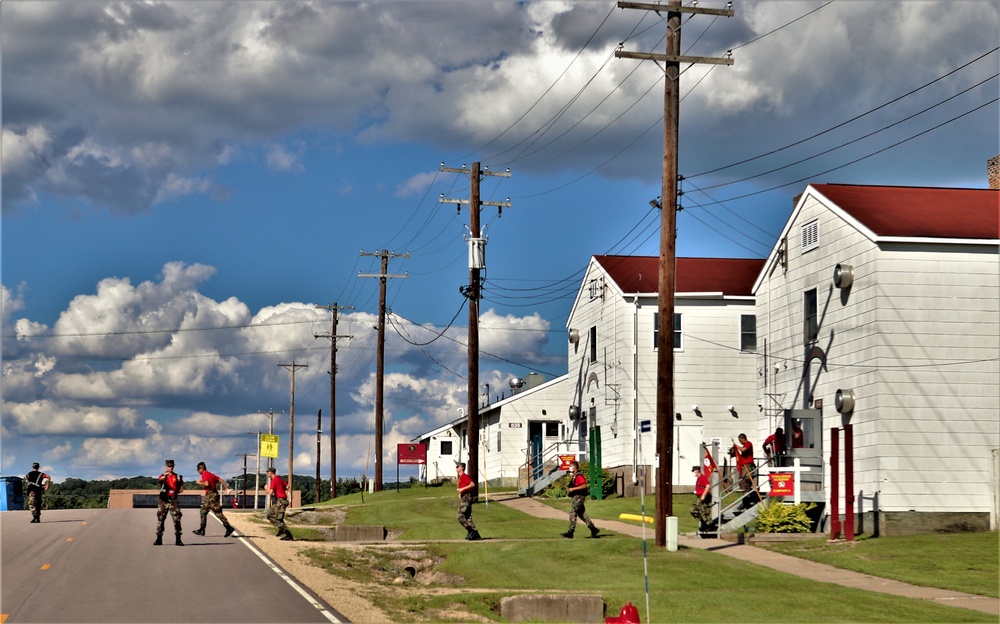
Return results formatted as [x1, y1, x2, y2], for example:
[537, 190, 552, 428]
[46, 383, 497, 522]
[653, 313, 683, 350]
[440, 440, 453, 456]
[497, 431, 501, 453]
[589, 326, 597, 363]
[545, 422, 559, 437]
[801, 220, 819, 251]
[804, 289, 818, 344]
[741, 314, 757, 352]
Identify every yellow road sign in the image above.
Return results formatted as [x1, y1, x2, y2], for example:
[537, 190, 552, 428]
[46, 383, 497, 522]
[260, 434, 280, 458]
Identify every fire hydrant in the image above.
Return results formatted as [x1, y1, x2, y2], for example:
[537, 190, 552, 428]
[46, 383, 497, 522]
[605, 601, 640, 624]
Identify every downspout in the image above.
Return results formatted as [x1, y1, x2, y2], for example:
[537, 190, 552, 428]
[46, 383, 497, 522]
[632, 295, 640, 484]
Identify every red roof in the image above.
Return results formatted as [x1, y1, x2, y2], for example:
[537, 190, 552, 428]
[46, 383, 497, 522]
[812, 184, 999, 239]
[594, 256, 765, 296]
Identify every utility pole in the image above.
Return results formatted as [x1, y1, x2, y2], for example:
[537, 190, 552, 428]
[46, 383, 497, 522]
[616, 0, 733, 548]
[278, 361, 308, 503]
[440, 162, 511, 486]
[235, 451, 255, 508]
[315, 409, 322, 504]
[360, 250, 409, 491]
[315, 303, 353, 498]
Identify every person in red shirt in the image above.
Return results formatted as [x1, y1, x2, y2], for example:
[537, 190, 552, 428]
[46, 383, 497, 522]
[561, 461, 599, 539]
[265, 466, 293, 541]
[791, 420, 805, 448]
[732, 434, 754, 491]
[762, 427, 787, 465]
[192, 461, 235, 538]
[690, 465, 713, 525]
[155, 459, 185, 546]
[455, 463, 481, 541]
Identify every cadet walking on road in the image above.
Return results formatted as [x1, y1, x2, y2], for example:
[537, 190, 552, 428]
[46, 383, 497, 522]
[193, 461, 236, 538]
[155, 459, 185, 546]
[25, 462, 51, 523]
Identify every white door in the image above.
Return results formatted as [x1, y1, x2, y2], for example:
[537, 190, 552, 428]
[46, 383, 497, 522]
[675, 425, 703, 486]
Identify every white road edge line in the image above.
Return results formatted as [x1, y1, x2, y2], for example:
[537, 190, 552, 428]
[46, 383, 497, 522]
[236, 532, 344, 623]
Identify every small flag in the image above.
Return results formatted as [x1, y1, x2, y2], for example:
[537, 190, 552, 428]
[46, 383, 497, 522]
[702, 447, 718, 475]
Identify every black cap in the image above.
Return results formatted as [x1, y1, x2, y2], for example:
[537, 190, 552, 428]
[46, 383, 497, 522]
[165, 459, 175, 467]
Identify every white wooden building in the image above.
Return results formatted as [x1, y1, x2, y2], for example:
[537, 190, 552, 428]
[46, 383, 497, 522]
[565, 255, 765, 494]
[754, 182, 999, 534]
[413, 373, 573, 488]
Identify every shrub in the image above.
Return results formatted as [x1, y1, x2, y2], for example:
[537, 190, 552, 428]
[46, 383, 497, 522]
[556, 461, 615, 498]
[752, 500, 816, 533]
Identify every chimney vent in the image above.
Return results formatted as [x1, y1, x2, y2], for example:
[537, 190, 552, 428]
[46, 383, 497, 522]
[988, 155, 999, 190]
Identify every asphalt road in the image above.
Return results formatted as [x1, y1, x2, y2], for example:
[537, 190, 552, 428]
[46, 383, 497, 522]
[1, 508, 346, 623]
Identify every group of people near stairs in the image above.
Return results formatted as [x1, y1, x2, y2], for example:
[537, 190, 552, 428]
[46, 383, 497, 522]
[151, 459, 292, 545]
[455, 459, 600, 541]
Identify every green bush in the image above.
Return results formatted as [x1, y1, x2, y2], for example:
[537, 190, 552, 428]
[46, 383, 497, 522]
[752, 500, 816, 533]
[561, 461, 614, 498]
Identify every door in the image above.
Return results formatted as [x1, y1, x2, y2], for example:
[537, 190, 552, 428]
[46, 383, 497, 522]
[675, 425, 704, 484]
[529, 423, 543, 480]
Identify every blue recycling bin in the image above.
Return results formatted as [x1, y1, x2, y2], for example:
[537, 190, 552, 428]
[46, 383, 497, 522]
[1, 476, 25, 511]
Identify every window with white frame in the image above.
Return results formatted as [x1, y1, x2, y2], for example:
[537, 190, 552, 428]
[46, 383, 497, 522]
[740, 314, 757, 352]
[653, 312, 683, 350]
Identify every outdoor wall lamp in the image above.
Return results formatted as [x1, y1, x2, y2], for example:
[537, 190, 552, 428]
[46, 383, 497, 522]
[568, 328, 580, 344]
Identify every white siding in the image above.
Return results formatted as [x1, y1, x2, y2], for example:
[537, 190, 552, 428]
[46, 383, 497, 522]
[756, 189, 1000, 515]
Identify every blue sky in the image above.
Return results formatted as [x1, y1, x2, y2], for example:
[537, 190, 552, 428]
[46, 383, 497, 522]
[2, 1, 997, 484]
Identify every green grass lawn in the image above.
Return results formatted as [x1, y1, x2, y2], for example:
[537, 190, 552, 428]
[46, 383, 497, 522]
[301, 486, 997, 622]
[757, 531, 1000, 599]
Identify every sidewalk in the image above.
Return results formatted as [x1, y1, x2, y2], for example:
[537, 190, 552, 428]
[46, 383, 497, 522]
[498, 495, 1000, 616]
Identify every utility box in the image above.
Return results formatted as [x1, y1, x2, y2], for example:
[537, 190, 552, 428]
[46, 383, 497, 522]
[1, 476, 25, 511]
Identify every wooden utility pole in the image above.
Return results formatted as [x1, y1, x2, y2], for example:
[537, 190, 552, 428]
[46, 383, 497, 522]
[616, 0, 733, 547]
[278, 361, 308, 502]
[315, 408, 322, 504]
[360, 250, 408, 491]
[439, 162, 511, 486]
[315, 303, 353, 498]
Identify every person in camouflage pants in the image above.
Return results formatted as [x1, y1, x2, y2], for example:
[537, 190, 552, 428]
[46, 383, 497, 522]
[193, 461, 235, 538]
[155, 459, 185, 546]
[265, 467, 293, 540]
[455, 463, 481, 540]
[562, 461, 599, 539]
[24, 462, 50, 523]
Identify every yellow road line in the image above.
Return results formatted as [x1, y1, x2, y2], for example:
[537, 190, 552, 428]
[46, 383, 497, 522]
[67, 537, 74, 542]
[41, 564, 51, 570]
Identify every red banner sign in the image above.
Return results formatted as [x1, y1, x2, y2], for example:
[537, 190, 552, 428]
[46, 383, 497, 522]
[558, 454, 577, 470]
[397, 443, 427, 465]
[768, 472, 794, 496]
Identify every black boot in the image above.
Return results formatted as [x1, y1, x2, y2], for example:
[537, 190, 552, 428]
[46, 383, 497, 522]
[175, 535, 184, 546]
[280, 531, 294, 541]
[224, 526, 235, 538]
[192, 528, 205, 536]
[561, 529, 574, 538]
[468, 530, 482, 541]
[154, 535, 163, 546]
[588, 525, 600, 539]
